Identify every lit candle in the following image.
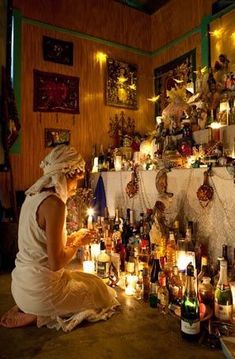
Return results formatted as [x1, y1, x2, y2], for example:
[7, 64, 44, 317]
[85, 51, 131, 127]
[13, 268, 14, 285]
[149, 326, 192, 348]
[83, 260, 95, 274]
[114, 156, 122, 171]
[87, 207, 94, 229]
[125, 274, 138, 296]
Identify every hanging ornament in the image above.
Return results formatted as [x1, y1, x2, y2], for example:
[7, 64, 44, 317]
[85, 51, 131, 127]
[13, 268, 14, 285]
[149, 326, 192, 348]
[126, 170, 139, 198]
[197, 169, 214, 208]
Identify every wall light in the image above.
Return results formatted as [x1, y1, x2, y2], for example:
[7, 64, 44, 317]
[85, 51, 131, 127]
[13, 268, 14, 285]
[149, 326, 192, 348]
[96, 52, 107, 65]
[209, 28, 224, 39]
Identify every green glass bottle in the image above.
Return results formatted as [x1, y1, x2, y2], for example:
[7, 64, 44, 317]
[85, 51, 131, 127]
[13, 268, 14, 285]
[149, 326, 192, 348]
[214, 259, 232, 322]
[181, 262, 200, 341]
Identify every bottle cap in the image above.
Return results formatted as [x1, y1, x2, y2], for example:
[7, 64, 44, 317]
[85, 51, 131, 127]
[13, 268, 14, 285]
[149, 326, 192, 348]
[100, 240, 106, 251]
[186, 262, 194, 276]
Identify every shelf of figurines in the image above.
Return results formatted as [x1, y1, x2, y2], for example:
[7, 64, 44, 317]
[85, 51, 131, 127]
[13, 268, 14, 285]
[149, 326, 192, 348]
[92, 125, 235, 173]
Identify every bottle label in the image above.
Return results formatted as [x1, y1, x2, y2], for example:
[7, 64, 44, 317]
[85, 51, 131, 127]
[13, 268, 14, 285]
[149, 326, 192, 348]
[215, 303, 232, 321]
[97, 261, 109, 278]
[181, 319, 200, 335]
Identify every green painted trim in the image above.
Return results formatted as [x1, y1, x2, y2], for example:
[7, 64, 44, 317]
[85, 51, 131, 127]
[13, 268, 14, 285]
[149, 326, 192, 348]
[200, 15, 211, 68]
[10, 9, 21, 154]
[24, 17, 151, 57]
[151, 26, 201, 57]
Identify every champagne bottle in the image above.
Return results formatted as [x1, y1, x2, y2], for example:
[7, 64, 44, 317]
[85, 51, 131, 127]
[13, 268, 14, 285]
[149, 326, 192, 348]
[181, 262, 200, 341]
[214, 259, 233, 322]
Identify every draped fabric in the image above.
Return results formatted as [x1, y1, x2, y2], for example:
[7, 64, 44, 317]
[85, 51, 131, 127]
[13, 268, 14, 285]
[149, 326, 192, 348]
[92, 175, 107, 217]
[11, 191, 119, 332]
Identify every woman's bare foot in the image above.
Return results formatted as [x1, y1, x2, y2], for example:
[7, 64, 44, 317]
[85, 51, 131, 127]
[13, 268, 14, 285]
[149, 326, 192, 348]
[0, 305, 37, 328]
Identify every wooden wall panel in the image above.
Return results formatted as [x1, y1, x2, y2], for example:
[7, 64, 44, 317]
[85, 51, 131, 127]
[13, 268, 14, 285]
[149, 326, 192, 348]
[10, 23, 153, 190]
[13, 0, 151, 51]
[151, 0, 212, 51]
[151, 32, 202, 71]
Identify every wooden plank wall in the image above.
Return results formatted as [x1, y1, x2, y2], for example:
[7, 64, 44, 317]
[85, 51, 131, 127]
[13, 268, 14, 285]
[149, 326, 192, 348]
[9, 22, 153, 190]
[4, 0, 217, 193]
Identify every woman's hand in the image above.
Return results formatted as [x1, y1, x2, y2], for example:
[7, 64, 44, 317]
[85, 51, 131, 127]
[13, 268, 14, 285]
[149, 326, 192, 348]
[67, 228, 95, 248]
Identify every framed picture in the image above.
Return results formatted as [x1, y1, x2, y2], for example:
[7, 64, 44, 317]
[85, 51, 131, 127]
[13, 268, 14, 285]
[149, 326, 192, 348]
[154, 49, 196, 115]
[106, 58, 138, 110]
[33, 70, 79, 114]
[43, 36, 73, 66]
[44, 128, 71, 147]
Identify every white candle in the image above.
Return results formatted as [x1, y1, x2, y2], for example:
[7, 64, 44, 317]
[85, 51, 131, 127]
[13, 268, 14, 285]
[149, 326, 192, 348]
[87, 215, 93, 229]
[114, 156, 122, 171]
[125, 274, 138, 296]
[83, 260, 95, 273]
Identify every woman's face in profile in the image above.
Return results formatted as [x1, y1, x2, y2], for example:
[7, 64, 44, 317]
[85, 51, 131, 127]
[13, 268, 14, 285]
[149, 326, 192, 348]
[67, 172, 84, 197]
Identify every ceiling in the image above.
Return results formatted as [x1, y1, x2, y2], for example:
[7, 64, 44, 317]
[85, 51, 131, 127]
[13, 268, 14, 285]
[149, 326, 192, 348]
[114, 0, 170, 14]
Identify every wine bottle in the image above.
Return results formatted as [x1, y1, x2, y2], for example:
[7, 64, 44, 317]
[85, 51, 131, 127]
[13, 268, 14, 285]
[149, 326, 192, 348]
[214, 259, 233, 322]
[150, 255, 161, 284]
[181, 262, 200, 341]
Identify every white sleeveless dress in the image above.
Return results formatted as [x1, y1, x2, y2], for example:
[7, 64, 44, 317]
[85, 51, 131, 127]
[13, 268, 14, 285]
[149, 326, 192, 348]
[11, 192, 119, 332]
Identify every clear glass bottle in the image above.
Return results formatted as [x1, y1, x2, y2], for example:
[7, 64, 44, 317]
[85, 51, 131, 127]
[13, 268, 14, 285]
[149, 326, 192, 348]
[97, 240, 110, 282]
[166, 231, 176, 270]
[157, 273, 169, 313]
[214, 260, 233, 322]
[181, 263, 200, 341]
[169, 265, 183, 305]
[142, 266, 150, 302]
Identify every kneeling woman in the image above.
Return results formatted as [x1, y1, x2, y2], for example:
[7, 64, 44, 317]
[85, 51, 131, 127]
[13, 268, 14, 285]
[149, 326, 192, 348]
[1, 145, 119, 332]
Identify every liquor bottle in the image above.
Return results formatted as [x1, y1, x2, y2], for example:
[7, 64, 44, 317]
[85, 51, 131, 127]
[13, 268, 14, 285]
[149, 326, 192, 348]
[214, 259, 233, 322]
[185, 226, 194, 252]
[157, 273, 169, 312]
[135, 269, 143, 300]
[197, 256, 209, 283]
[98, 144, 105, 172]
[198, 276, 214, 307]
[228, 248, 235, 282]
[97, 240, 110, 282]
[181, 262, 200, 341]
[142, 266, 150, 302]
[150, 255, 161, 284]
[166, 231, 176, 270]
[212, 256, 224, 287]
[169, 265, 183, 305]
[149, 282, 158, 308]
[173, 220, 180, 242]
[222, 244, 229, 264]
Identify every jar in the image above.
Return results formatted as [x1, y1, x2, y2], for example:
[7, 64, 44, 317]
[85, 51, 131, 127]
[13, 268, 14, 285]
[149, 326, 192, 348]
[198, 276, 214, 306]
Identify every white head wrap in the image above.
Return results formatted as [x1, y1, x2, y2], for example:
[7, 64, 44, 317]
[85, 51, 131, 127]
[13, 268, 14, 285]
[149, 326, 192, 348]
[25, 145, 85, 203]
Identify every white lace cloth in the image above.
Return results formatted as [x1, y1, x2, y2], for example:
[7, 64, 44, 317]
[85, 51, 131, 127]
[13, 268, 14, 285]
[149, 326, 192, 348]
[91, 168, 235, 262]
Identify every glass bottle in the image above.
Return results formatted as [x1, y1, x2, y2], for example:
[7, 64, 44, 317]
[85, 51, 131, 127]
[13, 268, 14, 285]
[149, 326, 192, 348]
[197, 256, 209, 283]
[157, 273, 169, 312]
[97, 240, 110, 282]
[150, 254, 161, 284]
[214, 260, 233, 322]
[198, 276, 214, 307]
[181, 262, 200, 341]
[142, 266, 150, 302]
[98, 144, 105, 172]
[169, 265, 183, 305]
[166, 231, 176, 270]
